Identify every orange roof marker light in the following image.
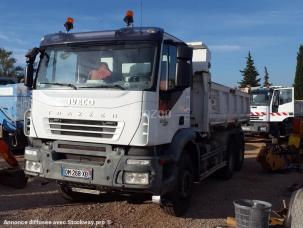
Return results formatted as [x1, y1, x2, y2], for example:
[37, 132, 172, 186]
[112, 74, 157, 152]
[64, 17, 74, 32]
[124, 10, 134, 27]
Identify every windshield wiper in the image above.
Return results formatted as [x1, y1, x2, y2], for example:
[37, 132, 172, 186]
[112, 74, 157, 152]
[79, 84, 125, 90]
[39, 82, 78, 90]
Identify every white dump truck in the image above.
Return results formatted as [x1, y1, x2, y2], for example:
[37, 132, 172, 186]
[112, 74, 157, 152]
[23, 18, 249, 216]
[242, 86, 303, 136]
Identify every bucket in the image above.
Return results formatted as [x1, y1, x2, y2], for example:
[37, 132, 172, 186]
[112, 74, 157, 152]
[233, 199, 272, 228]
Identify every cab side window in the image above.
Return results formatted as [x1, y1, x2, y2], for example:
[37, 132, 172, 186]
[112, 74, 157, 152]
[160, 44, 177, 91]
[279, 89, 292, 105]
[44, 51, 55, 82]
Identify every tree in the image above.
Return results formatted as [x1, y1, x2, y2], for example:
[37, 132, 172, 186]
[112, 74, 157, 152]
[239, 52, 260, 88]
[294, 45, 303, 100]
[14, 66, 25, 77]
[0, 48, 19, 77]
[263, 66, 271, 87]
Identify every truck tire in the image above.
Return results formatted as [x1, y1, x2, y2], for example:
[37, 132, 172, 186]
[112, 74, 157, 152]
[161, 153, 193, 217]
[57, 184, 92, 202]
[216, 138, 235, 179]
[234, 134, 245, 171]
[285, 188, 303, 228]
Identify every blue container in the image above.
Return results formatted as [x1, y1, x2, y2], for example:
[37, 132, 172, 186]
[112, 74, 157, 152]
[0, 83, 31, 133]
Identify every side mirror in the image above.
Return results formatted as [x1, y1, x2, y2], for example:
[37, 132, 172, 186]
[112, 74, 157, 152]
[25, 64, 34, 87]
[175, 45, 192, 88]
[177, 45, 193, 59]
[24, 48, 39, 87]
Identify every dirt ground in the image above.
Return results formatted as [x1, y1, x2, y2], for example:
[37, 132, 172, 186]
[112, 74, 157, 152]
[0, 138, 302, 228]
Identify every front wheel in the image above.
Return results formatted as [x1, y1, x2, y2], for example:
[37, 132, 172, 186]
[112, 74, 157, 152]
[161, 153, 193, 217]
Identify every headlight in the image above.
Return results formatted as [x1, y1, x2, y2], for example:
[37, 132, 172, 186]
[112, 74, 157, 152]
[25, 149, 38, 156]
[260, 127, 267, 132]
[126, 159, 151, 165]
[25, 160, 42, 173]
[124, 172, 149, 185]
[242, 126, 251, 131]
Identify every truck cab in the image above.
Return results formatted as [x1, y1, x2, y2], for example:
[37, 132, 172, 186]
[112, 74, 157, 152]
[246, 87, 273, 132]
[242, 86, 298, 136]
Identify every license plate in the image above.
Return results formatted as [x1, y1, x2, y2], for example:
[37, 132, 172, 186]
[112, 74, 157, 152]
[62, 167, 93, 179]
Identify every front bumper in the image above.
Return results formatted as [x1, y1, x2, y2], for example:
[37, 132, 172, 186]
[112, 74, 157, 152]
[242, 122, 270, 134]
[24, 141, 176, 195]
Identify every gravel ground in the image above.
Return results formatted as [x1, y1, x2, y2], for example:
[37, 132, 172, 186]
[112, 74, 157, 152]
[0, 139, 302, 227]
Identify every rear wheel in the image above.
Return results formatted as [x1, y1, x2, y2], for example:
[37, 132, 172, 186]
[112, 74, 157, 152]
[217, 138, 236, 179]
[161, 153, 193, 217]
[234, 133, 245, 171]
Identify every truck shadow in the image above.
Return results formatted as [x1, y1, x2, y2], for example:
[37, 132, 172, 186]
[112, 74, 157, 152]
[184, 156, 302, 220]
[0, 179, 131, 212]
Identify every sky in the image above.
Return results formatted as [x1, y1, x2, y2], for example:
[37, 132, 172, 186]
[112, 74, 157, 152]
[0, 0, 302, 87]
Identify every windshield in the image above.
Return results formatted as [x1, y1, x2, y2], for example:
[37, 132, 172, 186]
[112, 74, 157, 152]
[250, 90, 273, 106]
[36, 43, 157, 90]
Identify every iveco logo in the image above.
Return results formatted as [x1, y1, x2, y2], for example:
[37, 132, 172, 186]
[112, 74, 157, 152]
[48, 111, 119, 119]
[67, 98, 95, 106]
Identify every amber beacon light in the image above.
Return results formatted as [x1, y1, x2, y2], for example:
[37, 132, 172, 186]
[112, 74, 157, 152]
[123, 10, 134, 27]
[64, 17, 74, 32]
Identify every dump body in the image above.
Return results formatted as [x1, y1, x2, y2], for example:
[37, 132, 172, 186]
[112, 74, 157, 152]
[209, 82, 249, 126]
[189, 42, 249, 133]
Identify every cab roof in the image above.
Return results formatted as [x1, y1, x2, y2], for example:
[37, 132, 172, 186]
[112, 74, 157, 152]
[40, 27, 185, 47]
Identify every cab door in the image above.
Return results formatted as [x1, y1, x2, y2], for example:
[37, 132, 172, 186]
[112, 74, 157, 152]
[270, 88, 294, 122]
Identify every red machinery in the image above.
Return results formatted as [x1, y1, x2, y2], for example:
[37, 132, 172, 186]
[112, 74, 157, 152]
[0, 139, 27, 188]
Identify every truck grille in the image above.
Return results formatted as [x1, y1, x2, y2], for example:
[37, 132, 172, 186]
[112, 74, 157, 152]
[48, 118, 119, 139]
[59, 154, 106, 165]
[250, 116, 260, 120]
